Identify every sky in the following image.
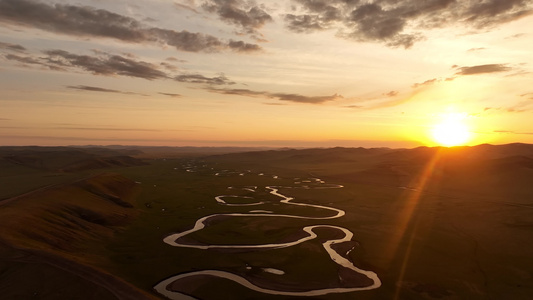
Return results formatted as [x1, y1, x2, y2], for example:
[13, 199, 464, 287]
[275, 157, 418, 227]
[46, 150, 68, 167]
[1, 0, 533, 148]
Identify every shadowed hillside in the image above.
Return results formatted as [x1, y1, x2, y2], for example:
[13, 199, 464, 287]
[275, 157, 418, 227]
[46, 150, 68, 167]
[0, 146, 145, 172]
[0, 173, 155, 300]
[1, 144, 532, 300]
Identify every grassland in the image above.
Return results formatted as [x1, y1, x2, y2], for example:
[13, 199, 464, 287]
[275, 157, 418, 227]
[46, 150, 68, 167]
[1, 144, 532, 299]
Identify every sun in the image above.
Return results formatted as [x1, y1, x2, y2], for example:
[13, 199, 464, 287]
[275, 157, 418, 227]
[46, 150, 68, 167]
[431, 112, 471, 147]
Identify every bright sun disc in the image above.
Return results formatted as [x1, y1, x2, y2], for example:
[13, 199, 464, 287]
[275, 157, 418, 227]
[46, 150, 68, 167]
[431, 113, 471, 147]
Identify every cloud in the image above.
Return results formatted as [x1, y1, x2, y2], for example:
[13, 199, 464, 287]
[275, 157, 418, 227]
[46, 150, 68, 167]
[148, 28, 226, 52]
[493, 130, 533, 135]
[207, 87, 342, 104]
[285, 14, 327, 32]
[160, 62, 179, 71]
[159, 92, 183, 98]
[0, 0, 261, 53]
[454, 64, 512, 75]
[0, 41, 26, 52]
[202, 0, 273, 38]
[67, 85, 122, 93]
[53, 127, 161, 132]
[383, 90, 399, 97]
[174, 2, 200, 14]
[166, 57, 187, 63]
[271, 93, 341, 104]
[412, 78, 438, 89]
[66, 85, 147, 96]
[286, 0, 533, 48]
[506, 33, 527, 39]
[175, 74, 235, 85]
[44, 50, 168, 80]
[4, 47, 239, 86]
[521, 92, 533, 99]
[467, 47, 486, 52]
[228, 40, 263, 52]
[4, 53, 43, 66]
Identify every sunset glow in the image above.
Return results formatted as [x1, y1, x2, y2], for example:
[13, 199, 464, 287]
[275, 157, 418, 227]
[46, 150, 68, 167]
[0, 0, 532, 147]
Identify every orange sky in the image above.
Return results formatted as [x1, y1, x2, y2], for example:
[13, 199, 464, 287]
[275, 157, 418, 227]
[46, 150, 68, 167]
[1, 0, 533, 148]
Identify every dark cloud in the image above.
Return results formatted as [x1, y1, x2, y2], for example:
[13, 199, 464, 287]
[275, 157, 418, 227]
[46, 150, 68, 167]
[271, 93, 341, 104]
[207, 87, 342, 104]
[67, 85, 122, 93]
[454, 64, 512, 75]
[0, 41, 26, 52]
[0, 0, 147, 41]
[228, 40, 263, 52]
[285, 14, 326, 32]
[286, 0, 533, 48]
[206, 88, 266, 97]
[44, 50, 168, 80]
[4, 53, 42, 66]
[159, 92, 183, 98]
[4, 47, 238, 86]
[0, 0, 260, 53]
[148, 28, 225, 52]
[202, 0, 273, 37]
[66, 85, 147, 96]
[175, 74, 234, 85]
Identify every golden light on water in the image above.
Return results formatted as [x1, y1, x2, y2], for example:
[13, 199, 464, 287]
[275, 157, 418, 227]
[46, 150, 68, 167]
[431, 112, 471, 147]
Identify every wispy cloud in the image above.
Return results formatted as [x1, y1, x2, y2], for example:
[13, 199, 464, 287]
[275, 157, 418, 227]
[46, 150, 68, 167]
[53, 127, 161, 132]
[174, 74, 235, 85]
[0, 0, 261, 53]
[467, 47, 486, 52]
[409, 63, 516, 91]
[4, 53, 43, 66]
[158, 92, 183, 98]
[66, 85, 148, 96]
[207, 87, 342, 104]
[521, 92, 533, 99]
[3, 47, 238, 86]
[493, 130, 533, 135]
[0, 41, 26, 52]
[454, 64, 513, 75]
[44, 50, 168, 80]
[383, 91, 399, 97]
[174, 2, 200, 14]
[411, 78, 438, 89]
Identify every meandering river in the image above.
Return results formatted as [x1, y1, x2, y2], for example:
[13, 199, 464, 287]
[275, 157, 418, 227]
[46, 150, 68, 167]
[154, 169, 381, 299]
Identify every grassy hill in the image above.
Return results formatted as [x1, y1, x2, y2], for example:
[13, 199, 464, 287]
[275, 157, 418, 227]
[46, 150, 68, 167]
[1, 144, 532, 300]
[0, 173, 155, 300]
